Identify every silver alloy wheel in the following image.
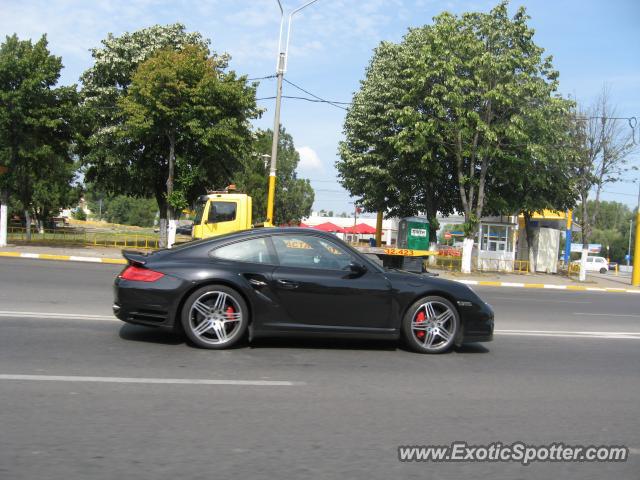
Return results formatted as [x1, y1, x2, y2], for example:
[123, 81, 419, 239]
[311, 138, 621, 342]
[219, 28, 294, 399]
[411, 300, 455, 350]
[188, 290, 243, 345]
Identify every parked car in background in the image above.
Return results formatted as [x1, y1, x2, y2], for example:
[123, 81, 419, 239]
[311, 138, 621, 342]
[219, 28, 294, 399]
[571, 256, 609, 274]
[176, 223, 193, 236]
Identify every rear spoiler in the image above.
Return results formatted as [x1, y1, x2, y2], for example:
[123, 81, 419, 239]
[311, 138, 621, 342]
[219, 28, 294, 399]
[122, 250, 150, 266]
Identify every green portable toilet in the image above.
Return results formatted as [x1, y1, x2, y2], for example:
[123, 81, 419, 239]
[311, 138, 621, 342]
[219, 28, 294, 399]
[397, 217, 430, 250]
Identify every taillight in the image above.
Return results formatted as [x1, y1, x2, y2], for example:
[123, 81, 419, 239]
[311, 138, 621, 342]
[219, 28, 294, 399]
[119, 265, 165, 282]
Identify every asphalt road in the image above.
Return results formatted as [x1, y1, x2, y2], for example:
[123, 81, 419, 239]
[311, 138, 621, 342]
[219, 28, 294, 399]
[1, 258, 639, 480]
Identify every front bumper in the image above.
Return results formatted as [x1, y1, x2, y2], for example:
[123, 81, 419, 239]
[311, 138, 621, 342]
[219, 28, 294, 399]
[460, 300, 494, 344]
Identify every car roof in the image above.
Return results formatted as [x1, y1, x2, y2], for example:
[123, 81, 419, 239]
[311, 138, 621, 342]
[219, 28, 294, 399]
[170, 227, 339, 251]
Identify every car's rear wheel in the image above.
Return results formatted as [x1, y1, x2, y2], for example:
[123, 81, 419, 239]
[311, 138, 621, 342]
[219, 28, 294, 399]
[402, 296, 459, 354]
[181, 285, 248, 349]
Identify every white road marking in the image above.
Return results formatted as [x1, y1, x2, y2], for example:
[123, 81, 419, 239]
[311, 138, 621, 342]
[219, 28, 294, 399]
[489, 296, 592, 304]
[69, 256, 102, 263]
[0, 311, 118, 321]
[573, 312, 640, 318]
[496, 329, 640, 339]
[0, 374, 301, 386]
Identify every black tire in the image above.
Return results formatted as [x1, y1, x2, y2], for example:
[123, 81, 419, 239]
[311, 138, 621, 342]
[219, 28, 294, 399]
[599, 268, 607, 274]
[402, 295, 459, 354]
[181, 285, 249, 349]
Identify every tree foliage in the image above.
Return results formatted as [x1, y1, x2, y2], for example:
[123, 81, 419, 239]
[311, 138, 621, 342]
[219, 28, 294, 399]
[575, 200, 635, 263]
[0, 34, 79, 236]
[78, 24, 258, 247]
[571, 88, 637, 249]
[236, 128, 314, 226]
[338, 2, 577, 240]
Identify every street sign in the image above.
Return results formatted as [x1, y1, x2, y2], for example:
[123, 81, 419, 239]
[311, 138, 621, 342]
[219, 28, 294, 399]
[444, 232, 452, 239]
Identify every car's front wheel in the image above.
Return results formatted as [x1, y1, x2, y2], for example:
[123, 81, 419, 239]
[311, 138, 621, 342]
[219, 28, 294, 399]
[402, 296, 459, 354]
[599, 267, 607, 274]
[181, 285, 248, 349]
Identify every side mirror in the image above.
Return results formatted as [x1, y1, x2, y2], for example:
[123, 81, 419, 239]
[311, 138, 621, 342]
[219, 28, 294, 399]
[349, 261, 367, 276]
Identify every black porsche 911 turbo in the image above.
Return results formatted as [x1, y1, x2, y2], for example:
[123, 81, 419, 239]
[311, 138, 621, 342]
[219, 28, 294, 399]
[113, 228, 493, 353]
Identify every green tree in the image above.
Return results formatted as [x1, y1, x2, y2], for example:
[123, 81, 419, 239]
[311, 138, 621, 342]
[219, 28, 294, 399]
[101, 196, 158, 227]
[572, 88, 637, 254]
[337, 40, 457, 240]
[575, 200, 634, 263]
[0, 34, 79, 239]
[79, 24, 256, 247]
[236, 128, 314, 225]
[486, 101, 580, 270]
[118, 44, 258, 245]
[400, 3, 565, 237]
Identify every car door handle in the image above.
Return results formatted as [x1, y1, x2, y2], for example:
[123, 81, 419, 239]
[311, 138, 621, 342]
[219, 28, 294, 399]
[276, 279, 300, 289]
[248, 278, 267, 287]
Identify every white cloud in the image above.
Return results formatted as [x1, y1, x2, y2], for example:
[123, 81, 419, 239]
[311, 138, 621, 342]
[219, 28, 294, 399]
[296, 146, 323, 171]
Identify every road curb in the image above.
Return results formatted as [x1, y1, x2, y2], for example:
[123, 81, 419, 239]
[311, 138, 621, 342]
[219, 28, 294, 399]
[458, 279, 640, 294]
[2, 251, 639, 293]
[0, 251, 127, 265]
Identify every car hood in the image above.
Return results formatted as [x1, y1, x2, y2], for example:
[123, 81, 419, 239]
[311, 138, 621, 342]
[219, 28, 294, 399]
[383, 268, 463, 289]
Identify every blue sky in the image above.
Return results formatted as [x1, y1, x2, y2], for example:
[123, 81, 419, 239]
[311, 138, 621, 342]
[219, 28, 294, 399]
[1, 0, 639, 213]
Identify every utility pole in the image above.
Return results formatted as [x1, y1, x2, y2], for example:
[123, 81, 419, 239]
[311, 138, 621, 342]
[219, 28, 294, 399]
[632, 180, 640, 287]
[627, 219, 632, 266]
[564, 210, 572, 264]
[266, 0, 320, 226]
[0, 166, 8, 247]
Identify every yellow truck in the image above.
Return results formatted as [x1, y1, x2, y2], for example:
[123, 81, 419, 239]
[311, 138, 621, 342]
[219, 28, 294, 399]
[192, 189, 254, 240]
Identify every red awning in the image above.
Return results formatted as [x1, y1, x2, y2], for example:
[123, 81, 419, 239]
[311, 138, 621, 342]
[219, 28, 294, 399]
[342, 223, 377, 234]
[311, 221, 345, 233]
[298, 222, 310, 228]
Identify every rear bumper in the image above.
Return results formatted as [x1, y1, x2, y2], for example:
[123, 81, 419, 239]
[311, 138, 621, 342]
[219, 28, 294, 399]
[113, 275, 189, 329]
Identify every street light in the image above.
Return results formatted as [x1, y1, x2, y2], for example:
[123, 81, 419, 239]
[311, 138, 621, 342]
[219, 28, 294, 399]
[265, 0, 320, 225]
[632, 179, 640, 287]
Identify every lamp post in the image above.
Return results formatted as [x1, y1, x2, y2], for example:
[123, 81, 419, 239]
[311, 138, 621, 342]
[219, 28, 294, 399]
[632, 180, 640, 287]
[628, 219, 632, 266]
[266, 0, 320, 226]
[0, 165, 8, 247]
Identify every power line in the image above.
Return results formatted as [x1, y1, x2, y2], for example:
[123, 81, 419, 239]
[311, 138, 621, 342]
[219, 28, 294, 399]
[282, 78, 351, 110]
[246, 75, 276, 82]
[602, 190, 639, 197]
[256, 95, 350, 107]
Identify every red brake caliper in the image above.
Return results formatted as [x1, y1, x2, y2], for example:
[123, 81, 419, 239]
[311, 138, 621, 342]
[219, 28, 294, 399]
[415, 310, 426, 339]
[225, 306, 235, 321]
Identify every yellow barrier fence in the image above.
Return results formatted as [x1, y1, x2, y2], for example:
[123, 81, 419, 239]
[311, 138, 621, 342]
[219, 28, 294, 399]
[432, 256, 530, 273]
[475, 258, 530, 274]
[8, 227, 159, 250]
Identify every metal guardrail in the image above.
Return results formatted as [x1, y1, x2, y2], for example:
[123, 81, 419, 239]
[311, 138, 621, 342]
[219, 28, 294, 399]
[433, 255, 530, 273]
[475, 258, 530, 274]
[434, 256, 462, 271]
[8, 227, 159, 250]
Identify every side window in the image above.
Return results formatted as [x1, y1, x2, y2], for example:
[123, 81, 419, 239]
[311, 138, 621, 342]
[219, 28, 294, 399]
[272, 235, 355, 270]
[210, 237, 274, 264]
[587, 257, 594, 263]
[208, 202, 236, 223]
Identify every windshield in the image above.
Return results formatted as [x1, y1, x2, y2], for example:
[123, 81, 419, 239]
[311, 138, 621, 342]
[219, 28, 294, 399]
[193, 200, 206, 225]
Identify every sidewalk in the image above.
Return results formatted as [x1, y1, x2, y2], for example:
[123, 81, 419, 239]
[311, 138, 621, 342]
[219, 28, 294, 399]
[435, 268, 639, 293]
[0, 243, 127, 264]
[1, 243, 639, 293]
